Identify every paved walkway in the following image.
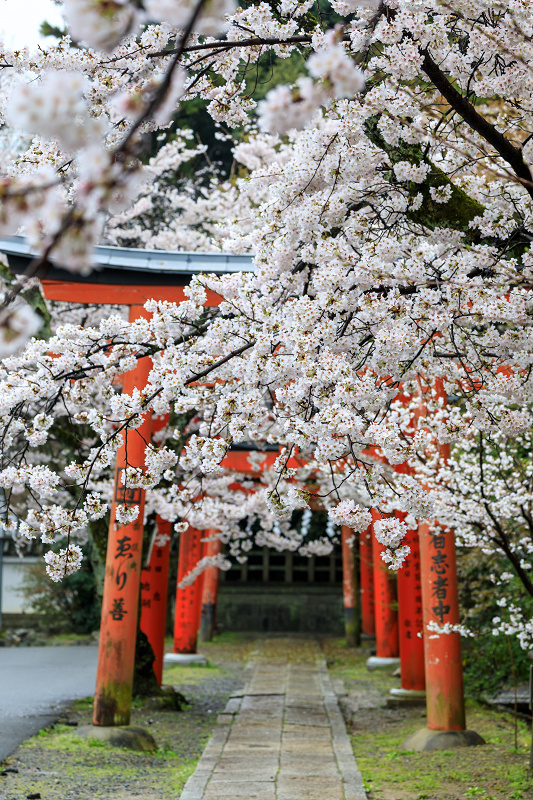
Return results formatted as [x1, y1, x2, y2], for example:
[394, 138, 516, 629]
[180, 641, 366, 800]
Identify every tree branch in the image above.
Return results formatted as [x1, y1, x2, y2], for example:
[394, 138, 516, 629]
[149, 33, 313, 58]
[421, 49, 533, 201]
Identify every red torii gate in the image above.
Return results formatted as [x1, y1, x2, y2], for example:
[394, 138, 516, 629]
[2, 236, 480, 747]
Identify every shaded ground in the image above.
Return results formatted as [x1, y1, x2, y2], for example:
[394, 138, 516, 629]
[0, 634, 256, 800]
[1, 634, 532, 800]
[323, 638, 533, 800]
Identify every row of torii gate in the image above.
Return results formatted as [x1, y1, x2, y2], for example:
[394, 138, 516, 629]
[2, 236, 481, 750]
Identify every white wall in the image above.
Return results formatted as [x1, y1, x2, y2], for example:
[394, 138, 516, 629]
[1, 556, 39, 613]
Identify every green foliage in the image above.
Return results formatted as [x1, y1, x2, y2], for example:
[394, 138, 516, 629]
[0, 259, 52, 340]
[39, 21, 68, 39]
[147, 48, 308, 177]
[245, 49, 308, 103]
[21, 556, 101, 634]
[457, 550, 533, 698]
[462, 633, 530, 701]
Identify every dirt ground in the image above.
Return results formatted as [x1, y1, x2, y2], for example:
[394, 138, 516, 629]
[0, 634, 531, 800]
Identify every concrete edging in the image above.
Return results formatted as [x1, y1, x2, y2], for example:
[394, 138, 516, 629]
[316, 659, 368, 800]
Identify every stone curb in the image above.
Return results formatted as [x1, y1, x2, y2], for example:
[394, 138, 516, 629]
[179, 725, 232, 800]
[179, 674, 254, 799]
[316, 659, 368, 800]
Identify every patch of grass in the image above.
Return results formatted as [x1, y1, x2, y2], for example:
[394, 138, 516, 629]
[162, 663, 223, 686]
[169, 757, 199, 792]
[198, 632, 259, 664]
[321, 638, 533, 800]
[72, 697, 94, 710]
[347, 696, 532, 799]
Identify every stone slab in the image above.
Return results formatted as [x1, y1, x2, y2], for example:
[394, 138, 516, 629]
[284, 707, 330, 726]
[222, 697, 242, 714]
[276, 776, 344, 800]
[281, 740, 335, 756]
[400, 727, 486, 751]
[282, 724, 333, 739]
[210, 769, 277, 782]
[366, 655, 401, 671]
[76, 725, 156, 752]
[203, 781, 276, 799]
[164, 653, 207, 666]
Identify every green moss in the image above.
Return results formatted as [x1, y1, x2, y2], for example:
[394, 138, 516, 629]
[163, 663, 222, 686]
[349, 700, 532, 799]
[364, 116, 487, 241]
[72, 697, 94, 710]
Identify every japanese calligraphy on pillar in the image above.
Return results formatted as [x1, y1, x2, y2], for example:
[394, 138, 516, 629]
[108, 467, 141, 624]
[93, 305, 153, 727]
[140, 518, 172, 685]
[429, 533, 451, 624]
[114, 467, 142, 506]
[400, 535, 423, 638]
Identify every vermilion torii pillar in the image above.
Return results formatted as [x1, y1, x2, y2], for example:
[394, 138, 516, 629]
[419, 518, 464, 726]
[167, 525, 205, 663]
[367, 509, 400, 671]
[139, 413, 172, 685]
[341, 526, 360, 646]
[401, 385, 484, 750]
[199, 532, 223, 642]
[360, 524, 375, 638]
[93, 305, 153, 727]
[389, 511, 425, 704]
[140, 517, 172, 686]
[402, 518, 482, 749]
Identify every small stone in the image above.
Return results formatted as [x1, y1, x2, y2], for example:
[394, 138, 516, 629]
[76, 725, 157, 752]
[27, 793, 41, 799]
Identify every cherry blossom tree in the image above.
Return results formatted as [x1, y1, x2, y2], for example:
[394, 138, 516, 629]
[1, 0, 533, 614]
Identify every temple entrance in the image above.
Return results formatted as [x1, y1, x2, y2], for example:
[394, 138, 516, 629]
[218, 546, 344, 634]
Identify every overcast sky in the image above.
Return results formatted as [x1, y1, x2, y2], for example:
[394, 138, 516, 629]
[1, 0, 64, 48]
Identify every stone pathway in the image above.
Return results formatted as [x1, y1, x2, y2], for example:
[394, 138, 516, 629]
[180, 641, 367, 800]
